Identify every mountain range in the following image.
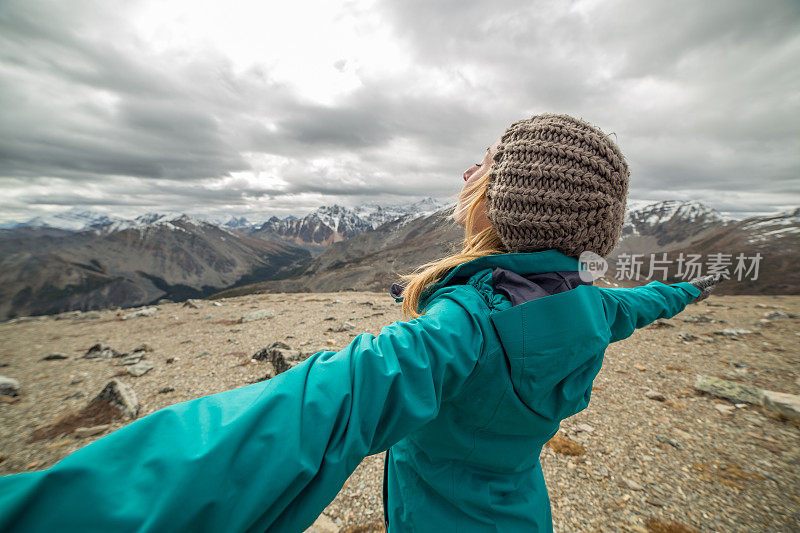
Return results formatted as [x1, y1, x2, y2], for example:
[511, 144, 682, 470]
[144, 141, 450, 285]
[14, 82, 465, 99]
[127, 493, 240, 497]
[215, 201, 800, 299]
[2, 199, 798, 320]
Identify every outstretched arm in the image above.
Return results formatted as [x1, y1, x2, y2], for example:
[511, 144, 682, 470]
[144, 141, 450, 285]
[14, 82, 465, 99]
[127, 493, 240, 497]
[597, 280, 702, 343]
[0, 286, 487, 533]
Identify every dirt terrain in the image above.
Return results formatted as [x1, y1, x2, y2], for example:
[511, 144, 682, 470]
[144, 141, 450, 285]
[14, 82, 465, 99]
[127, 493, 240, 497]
[0, 292, 798, 532]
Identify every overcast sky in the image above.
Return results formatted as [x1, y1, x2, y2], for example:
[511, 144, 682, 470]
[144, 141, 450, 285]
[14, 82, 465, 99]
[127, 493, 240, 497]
[1, 0, 798, 223]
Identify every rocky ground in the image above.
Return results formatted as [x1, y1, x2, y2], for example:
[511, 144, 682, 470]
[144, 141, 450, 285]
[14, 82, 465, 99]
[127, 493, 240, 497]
[0, 292, 798, 532]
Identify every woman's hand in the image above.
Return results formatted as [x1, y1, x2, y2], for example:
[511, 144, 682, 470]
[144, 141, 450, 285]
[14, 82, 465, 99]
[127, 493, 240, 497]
[686, 274, 722, 304]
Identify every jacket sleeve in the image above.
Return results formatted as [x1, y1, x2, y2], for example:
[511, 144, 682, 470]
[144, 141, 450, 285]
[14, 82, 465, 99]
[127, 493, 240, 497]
[596, 280, 701, 343]
[0, 286, 486, 533]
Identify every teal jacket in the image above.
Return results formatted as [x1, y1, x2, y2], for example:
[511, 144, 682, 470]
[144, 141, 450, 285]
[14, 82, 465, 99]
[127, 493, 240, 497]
[0, 249, 701, 532]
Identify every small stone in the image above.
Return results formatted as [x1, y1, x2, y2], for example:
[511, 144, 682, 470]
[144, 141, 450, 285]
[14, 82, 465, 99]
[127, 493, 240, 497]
[575, 423, 594, 433]
[646, 497, 665, 507]
[713, 328, 754, 337]
[42, 353, 69, 361]
[678, 331, 717, 343]
[682, 315, 713, 323]
[621, 477, 644, 491]
[73, 424, 111, 438]
[183, 299, 201, 309]
[655, 435, 680, 448]
[132, 343, 154, 353]
[645, 390, 666, 402]
[763, 311, 797, 319]
[744, 414, 764, 426]
[116, 353, 144, 366]
[649, 319, 675, 328]
[212, 302, 222, 307]
[158, 387, 175, 394]
[0, 376, 20, 397]
[327, 321, 356, 333]
[166, 358, 176, 364]
[715, 404, 736, 415]
[126, 361, 154, 377]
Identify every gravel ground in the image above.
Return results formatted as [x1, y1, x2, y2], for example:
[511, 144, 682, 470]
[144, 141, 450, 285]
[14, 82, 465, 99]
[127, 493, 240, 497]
[0, 292, 798, 532]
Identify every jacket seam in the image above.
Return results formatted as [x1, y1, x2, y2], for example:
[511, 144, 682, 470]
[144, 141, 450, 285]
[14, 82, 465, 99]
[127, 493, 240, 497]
[450, 284, 496, 395]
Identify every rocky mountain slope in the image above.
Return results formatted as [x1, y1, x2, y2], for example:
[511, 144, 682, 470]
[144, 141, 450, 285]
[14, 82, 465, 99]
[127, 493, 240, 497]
[0, 292, 798, 532]
[0, 215, 310, 321]
[609, 207, 800, 294]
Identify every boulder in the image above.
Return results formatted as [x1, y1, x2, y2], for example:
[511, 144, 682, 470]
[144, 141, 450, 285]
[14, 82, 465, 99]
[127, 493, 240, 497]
[121, 307, 157, 320]
[84, 343, 121, 359]
[92, 379, 139, 418]
[693, 375, 764, 405]
[0, 376, 20, 397]
[762, 390, 800, 425]
[126, 361, 154, 377]
[252, 342, 303, 375]
[240, 309, 275, 323]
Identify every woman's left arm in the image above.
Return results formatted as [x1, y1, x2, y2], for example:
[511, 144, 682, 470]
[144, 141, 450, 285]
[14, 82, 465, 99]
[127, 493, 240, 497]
[0, 285, 488, 533]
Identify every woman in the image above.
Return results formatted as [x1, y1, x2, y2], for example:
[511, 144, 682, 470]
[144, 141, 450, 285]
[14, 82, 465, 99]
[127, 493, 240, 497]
[0, 113, 719, 532]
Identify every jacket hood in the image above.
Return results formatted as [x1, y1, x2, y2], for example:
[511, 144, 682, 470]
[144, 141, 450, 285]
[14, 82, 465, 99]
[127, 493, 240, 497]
[390, 249, 609, 424]
[389, 249, 589, 305]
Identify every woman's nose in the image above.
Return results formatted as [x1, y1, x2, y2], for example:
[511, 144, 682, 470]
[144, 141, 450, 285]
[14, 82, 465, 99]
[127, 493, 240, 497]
[463, 167, 474, 182]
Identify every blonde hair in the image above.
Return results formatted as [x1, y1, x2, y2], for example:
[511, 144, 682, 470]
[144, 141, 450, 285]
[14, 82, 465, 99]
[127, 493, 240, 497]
[396, 168, 507, 320]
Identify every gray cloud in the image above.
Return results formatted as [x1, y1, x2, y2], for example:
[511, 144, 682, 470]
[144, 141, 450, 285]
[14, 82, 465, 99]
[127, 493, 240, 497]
[1, 0, 798, 224]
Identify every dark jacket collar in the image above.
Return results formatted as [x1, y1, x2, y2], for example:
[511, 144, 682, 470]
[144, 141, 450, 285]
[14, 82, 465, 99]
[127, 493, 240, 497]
[491, 268, 592, 307]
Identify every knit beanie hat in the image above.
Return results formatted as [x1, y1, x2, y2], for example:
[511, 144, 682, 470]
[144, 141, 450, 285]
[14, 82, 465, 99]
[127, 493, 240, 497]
[485, 113, 630, 258]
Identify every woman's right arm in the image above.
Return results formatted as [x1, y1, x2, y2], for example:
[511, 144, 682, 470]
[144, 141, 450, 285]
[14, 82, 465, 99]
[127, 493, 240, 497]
[596, 279, 702, 343]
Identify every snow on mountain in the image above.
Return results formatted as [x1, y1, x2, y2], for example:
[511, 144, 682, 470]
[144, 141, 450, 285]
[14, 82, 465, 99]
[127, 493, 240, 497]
[91, 212, 228, 238]
[623, 200, 728, 238]
[18, 208, 122, 231]
[739, 207, 800, 245]
[353, 197, 450, 229]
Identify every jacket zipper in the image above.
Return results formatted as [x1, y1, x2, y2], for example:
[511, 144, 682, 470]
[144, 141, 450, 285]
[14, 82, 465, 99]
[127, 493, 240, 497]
[383, 448, 390, 531]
